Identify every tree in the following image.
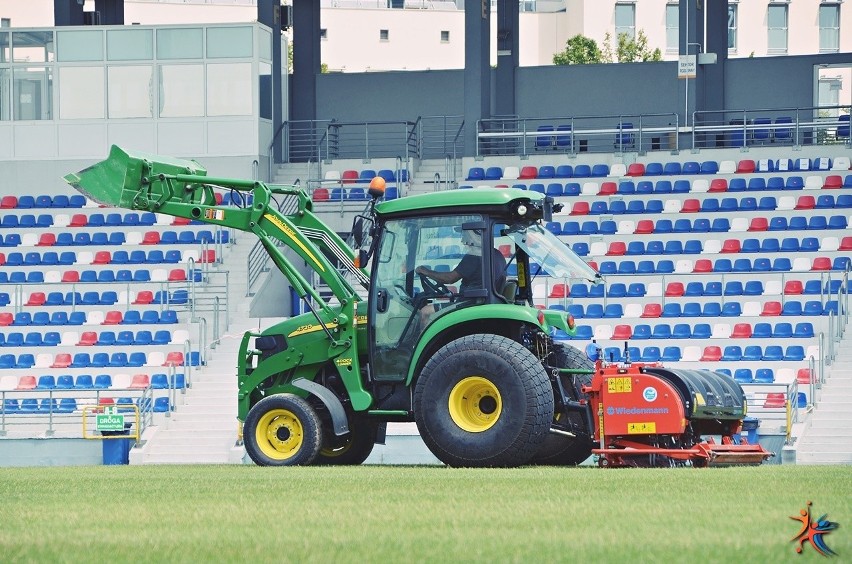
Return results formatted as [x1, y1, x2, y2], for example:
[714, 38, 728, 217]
[552, 35, 604, 65]
[287, 42, 329, 74]
[604, 30, 662, 63]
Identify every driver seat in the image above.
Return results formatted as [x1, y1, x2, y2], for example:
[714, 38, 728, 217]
[501, 280, 518, 303]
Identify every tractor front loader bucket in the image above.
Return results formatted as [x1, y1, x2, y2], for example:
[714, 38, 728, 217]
[63, 144, 208, 209]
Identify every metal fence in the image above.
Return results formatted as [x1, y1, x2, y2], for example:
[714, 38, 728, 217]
[692, 105, 852, 150]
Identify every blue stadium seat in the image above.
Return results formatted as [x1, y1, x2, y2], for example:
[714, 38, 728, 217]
[673, 219, 691, 233]
[742, 346, 763, 361]
[636, 181, 653, 194]
[701, 302, 722, 317]
[655, 346, 678, 362]
[646, 200, 663, 213]
[772, 323, 793, 338]
[617, 181, 635, 194]
[654, 219, 672, 234]
[555, 164, 573, 178]
[788, 216, 808, 231]
[705, 281, 722, 297]
[793, 322, 814, 338]
[645, 162, 664, 175]
[772, 258, 791, 271]
[654, 180, 672, 194]
[618, 261, 637, 275]
[626, 200, 645, 214]
[656, 260, 674, 273]
[752, 323, 772, 338]
[651, 324, 672, 339]
[661, 303, 682, 318]
[646, 241, 664, 255]
[753, 369, 774, 383]
[585, 304, 604, 319]
[721, 346, 742, 361]
[733, 369, 753, 384]
[762, 346, 784, 361]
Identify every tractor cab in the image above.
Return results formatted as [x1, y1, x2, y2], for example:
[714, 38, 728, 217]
[365, 189, 599, 383]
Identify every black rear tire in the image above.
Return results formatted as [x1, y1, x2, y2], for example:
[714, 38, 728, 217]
[243, 394, 322, 466]
[414, 334, 553, 467]
[532, 343, 595, 466]
[314, 416, 379, 465]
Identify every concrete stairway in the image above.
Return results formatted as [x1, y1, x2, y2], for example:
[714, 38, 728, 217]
[796, 335, 852, 464]
[132, 235, 261, 464]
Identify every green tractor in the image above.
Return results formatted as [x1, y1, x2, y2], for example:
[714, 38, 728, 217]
[67, 145, 601, 467]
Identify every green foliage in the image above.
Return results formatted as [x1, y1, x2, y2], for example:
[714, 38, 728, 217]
[605, 29, 663, 63]
[288, 42, 328, 74]
[0, 465, 850, 562]
[553, 34, 604, 65]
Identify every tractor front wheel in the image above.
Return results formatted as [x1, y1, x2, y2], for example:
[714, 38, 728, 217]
[414, 334, 554, 467]
[243, 394, 322, 466]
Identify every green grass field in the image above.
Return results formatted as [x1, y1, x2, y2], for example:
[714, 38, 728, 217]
[1, 465, 849, 563]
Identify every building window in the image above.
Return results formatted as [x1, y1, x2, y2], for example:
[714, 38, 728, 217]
[767, 4, 788, 54]
[320, 28, 328, 40]
[728, 4, 738, 51]
[1, 19, 10, 28]
[665, 4, 678, 53]
[819, 4, 840, 53]
[440, 30, 450, 43]
[379, 29, 389, 42]
[614, 3, 635, 41]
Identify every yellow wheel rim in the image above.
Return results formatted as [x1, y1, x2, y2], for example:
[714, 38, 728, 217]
[255, 408, 304, 460]
[448, 376, 502, 433]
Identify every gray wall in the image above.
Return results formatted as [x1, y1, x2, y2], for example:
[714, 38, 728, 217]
[316, 70, 465, 122]
[313, 54, 851, 127]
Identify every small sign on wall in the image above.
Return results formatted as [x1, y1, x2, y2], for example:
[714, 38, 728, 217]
[678, 55, 697, 79]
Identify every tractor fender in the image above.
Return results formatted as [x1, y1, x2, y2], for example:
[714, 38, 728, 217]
[405, 304, 545, 386]
[292, 377, 350, 436]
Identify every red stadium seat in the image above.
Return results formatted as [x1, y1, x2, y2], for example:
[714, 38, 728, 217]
[665, 282, 684, 297]
[606, 241, 626, 256]
[700, 346, 722, 362]
[693, 259, 713, 273]
[640, 303, 662, 318]
[763, 393, 786, 409]
[312, 188, 330, 201]
[598, 182, 617, 195]
[0, 195, 18, 208]
[172, 217, 191, 226]
[731, 323, 752, 338]
[92, 251, 111, 264]
[823, 175, 842, 189]
[811, 257, 832, 271]
[133, 291, 154, 305]
[26, 292, 46, 306]
[721, 239, 741, 253]
[748, 217, 768, 231]
[839, 237, 852, 251]
[69, 213, 88, 227]
[0, 313, 12, 326]
[736, 160, 755, 173]
[612, 324, 632, 339]
[16, 376, 37, 390]
[103, 311, 123, 325]
[141, 231, 161, 245]
[128, 374, 150, 389]
[168, 268, 187, 281]
[199, 250, 216, 263]
[548, 284, 568, 298]
[761, 301, 782, 316]
[518, 166, 538, 179]
[626, 163, 645, 177]
[681, 199, 700, 213]
[165, 351, 185, 366]
[795, 195, 815, 210]
[797, 369, 813, 384]
[51, 353, 72, 369]
[77, 332, 98, 346]
[62, 270, 80, 283]
[708, 179, 728, 192]
[783, 280, 803, 295]
[341, 170, 359, 184]
[570, 201, 590, 215]
[634, 220, 654, 234]
[37, 233, 56, 246]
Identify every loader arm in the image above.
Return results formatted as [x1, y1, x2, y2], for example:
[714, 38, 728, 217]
[64, 145, 366, 344]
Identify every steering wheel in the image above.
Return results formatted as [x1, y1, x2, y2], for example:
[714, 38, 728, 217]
[419, 273, 452, 298]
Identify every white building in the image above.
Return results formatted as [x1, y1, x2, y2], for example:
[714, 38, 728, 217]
[0, 1, 849, 72]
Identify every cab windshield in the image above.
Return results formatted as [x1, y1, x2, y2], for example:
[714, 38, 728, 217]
[504, 223, 601, 283]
